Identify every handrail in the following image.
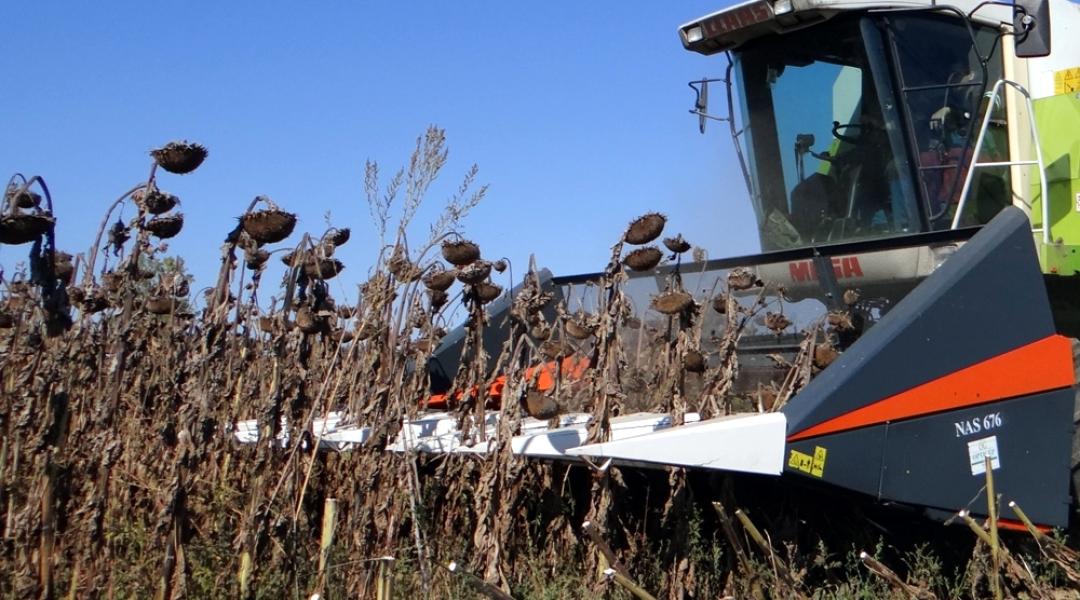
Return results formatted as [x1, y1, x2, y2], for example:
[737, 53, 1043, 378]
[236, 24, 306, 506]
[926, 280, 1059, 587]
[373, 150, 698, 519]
[952, 79, 1049, 244]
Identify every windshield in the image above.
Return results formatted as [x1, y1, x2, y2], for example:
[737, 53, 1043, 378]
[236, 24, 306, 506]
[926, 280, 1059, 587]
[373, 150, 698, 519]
[733, 16, 920, 251]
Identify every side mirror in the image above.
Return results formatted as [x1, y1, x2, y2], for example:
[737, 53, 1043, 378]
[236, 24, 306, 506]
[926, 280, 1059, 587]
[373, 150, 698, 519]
[694, 79, 710, 133]
[1014, 0, 1051, 58]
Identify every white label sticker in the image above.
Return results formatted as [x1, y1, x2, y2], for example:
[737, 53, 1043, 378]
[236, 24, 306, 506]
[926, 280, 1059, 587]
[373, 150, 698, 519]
[968, 435, 1001, 475]
[1075, 192, 1080, 212]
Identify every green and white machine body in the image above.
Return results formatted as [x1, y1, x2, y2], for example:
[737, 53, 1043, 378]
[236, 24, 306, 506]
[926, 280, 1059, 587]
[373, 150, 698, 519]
[1033, 90, 1080, 276]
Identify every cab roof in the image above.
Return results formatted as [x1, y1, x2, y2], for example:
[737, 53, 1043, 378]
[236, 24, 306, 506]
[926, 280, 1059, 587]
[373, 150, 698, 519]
[680, 0, 1013, 54]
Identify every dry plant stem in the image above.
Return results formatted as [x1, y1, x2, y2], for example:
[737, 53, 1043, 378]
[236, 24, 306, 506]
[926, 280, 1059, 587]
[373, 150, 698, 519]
[123, 162, 159, 283]
[5, 174, 55, 217]
[82, 183, 144, 286]
[959, 511, 1045, 595]
[404, 451, 431, 592]
[395, 350, 433, 590]
[375, 557, 394, 600]
[1008, 501, 1048, 542]
[986, 456, 1002, 600]
[712, 502, 752, 573]
[471, 330, 529, 587]
[440, 562, 516, 600]
[238, 549, 253, 597]
[450, 290, 489, 446]
[210, 195, 265, 319]
[316, 497, 337, 592]
[357, 238, 433, 589]
[734, 508, 805, 597]
[1009, 501, 1080, 582]
[587, 239, 628, 445]
[860, 552, 938, 600]
[603, 567, 659, 600]
[2, 173, 28, 214]
[582, 520, 631, 578]
[700, 286, 768, 418]
[1011, 500, 1080, 564]
[65, 560, 79, 600]
[772, 319, 822, 412]
[39, 462, 55, 598]
[291, 316, 355, 517]
[155, 520, 177, 600]
[959, 511, 994, 546]
[233, 260, 247, 328]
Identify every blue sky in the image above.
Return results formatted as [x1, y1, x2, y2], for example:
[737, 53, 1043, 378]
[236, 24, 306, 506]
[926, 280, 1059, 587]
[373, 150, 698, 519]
[1, 2, 755, 300]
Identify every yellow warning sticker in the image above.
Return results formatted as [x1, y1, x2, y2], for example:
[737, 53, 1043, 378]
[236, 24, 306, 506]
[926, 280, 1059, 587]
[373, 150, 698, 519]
[811, 446, 827, 477]
[788, 446, 827, 477]
[1054, 67, 1080, 94]
[788, 449, 813, 472]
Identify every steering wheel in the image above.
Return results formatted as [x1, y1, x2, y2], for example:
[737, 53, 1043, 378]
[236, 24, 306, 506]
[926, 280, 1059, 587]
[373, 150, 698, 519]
[831, 120, 874, 145]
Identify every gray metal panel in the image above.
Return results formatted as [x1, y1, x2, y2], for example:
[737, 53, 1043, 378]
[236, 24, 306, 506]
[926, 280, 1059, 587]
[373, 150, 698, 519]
[786, 426, 888, 499]
[783, 208, 1056, 434]
[879, 389, 1073, 527]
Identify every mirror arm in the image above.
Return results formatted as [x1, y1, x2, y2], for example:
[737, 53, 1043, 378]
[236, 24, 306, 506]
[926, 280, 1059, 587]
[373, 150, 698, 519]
[722, 55, 756, 206]
[966, 0, 1021, 20]
[689, 110, 732, 123]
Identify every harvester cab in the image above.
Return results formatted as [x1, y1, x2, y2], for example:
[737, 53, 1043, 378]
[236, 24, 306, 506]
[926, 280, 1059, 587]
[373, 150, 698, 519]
[683, 0, 1058, 249]
[236, 0, 1080, 532]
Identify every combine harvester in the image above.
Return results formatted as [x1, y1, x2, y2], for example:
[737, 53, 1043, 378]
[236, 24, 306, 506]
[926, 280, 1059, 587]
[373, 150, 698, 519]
[239, 0, 1080, 529]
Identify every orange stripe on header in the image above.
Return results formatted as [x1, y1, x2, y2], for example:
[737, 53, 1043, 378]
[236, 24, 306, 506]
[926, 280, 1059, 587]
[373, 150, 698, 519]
[997, 518, 1051, 534]
[788, 335, 1074, 442]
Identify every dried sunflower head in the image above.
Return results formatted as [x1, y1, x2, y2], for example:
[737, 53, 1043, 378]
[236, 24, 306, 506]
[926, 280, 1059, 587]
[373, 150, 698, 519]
[145, 214, 184, 239]
[563, 313, 597, 340]
[326, 227, 351, 247]
[683, 349, 706, 373]
[813, 343, 839, 369]
[0, 214, 54, 245]
[650, 290, 694, 315]
[827, 310, 855, 332]
[472, 281, 502, 304]
[428, 288, 449, 311]
[423, 268, 457, 292]
[150, 141, 208, 174]
[663, 234, 691, 254]
[303, 257, 345, 280]
[711, 294, 729, 314]
[244, 248, 270, 270]
[441, 239, 481, 266]
[763, 312, 792, 333]
[456, 260, 492, 285]
[522, 391, 560, 419]
[623, 246, 663, 271]
[241, 209, 297, 244]
[133, 188, 179, 215]
[624, 212, 666, 245]
[727, 267, 761, 291]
